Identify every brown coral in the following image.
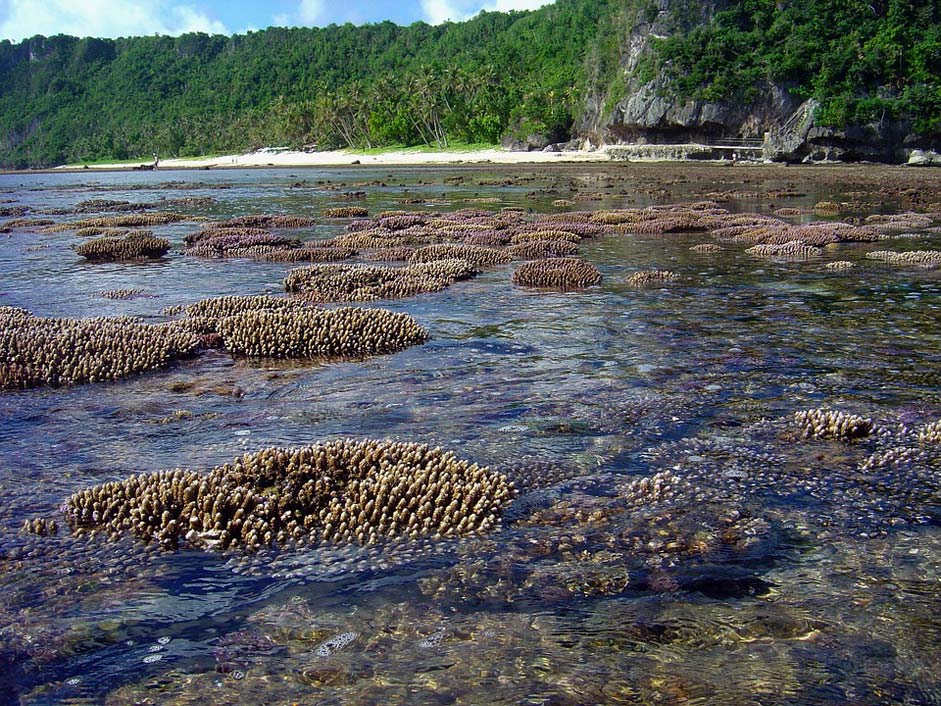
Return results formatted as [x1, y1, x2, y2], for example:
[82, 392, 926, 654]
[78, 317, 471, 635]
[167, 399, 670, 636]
[745, 241, 823, 260]
[73, 233, 171, 261]
[792, 408, 874, 440]
[0, 308, 200, 389]
[512, 258, 602, 290]
[324, 206, 369, 218]
[217, 306, 428, 359]
[284, 261, 478, 302]
[506, 240, 579, 260]
[625, 270, 678, 287]
[62, 438, 515, 551]
[408, 244, 511, 267]
[865, 250, 941, 268]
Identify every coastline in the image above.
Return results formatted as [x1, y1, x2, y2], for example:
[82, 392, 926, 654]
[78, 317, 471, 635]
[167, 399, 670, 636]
[53, 146, 616, 172]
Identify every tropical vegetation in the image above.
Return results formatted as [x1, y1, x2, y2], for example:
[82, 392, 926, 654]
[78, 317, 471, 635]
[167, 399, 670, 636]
[1, 0, 940, 168]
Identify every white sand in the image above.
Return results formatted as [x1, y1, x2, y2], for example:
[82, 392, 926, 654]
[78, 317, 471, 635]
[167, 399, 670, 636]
[61, 146, 613, 171]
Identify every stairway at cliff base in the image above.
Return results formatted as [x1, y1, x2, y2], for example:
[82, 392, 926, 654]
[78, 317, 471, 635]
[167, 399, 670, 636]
[764, 99, 819, 159]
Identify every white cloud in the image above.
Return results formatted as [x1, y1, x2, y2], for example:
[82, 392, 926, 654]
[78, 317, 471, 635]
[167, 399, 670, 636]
[170, 6, 228, 35]
[0, 0, 230, 41]
[421, 0, 555, 25]
[420, 0, 470, 25]
[484, 0, 553, 11]
[298, 0, 324, 25]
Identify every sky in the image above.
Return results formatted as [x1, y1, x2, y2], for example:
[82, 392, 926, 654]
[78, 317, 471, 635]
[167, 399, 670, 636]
[0, 0, 555, 42]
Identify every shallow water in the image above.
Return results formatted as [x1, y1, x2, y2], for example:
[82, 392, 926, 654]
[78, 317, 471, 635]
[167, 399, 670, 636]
[0, 164, 940, 705]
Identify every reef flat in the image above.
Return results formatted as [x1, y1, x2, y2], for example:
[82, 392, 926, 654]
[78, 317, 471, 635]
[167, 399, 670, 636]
[1, 162, 940, 705]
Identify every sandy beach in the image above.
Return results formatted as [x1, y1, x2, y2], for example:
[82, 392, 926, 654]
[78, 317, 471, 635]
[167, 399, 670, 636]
[60, 146, 616, 171]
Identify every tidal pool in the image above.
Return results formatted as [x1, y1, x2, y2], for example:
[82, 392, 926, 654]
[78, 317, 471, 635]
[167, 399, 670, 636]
[0, 163, 939, 705]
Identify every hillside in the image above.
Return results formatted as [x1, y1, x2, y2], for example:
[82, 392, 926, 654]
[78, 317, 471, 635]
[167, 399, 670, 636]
[1, 0, 940, 168]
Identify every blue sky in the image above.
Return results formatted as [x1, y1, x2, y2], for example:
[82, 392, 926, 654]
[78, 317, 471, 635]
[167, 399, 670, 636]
[0, 0, 553, 42]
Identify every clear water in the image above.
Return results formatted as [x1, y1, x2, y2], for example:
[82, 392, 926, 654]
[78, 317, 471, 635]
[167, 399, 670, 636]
[0, 164, 939, 706]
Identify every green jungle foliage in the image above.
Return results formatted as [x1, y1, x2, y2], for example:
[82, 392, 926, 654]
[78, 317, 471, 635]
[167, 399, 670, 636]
[0, 0, 614, 168]
[649, 0, 941, 133]
[2, 0, 940, 167]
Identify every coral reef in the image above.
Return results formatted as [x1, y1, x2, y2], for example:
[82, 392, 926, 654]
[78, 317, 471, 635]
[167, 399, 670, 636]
[864, 212, 934, 235]
[43, 213, 187, 231]
[362, 247, 416, 262]
[74, 227, 143, 238]
[865, 250, 941, 268]
[73, 232, 171, 261]
[168, 295, 311, 335]
[284, 261, 478, 301]
[792, 408, 874, 440]
[918, 419, 941, 444]
[209, 215, 317, 229]
[509, 230, 581, 245]
[408, 244, 511, 267]
[0, 307, 200, 389]
[813, 201, 842, 216]
[626, 270, 678, 287]
[183, 230, 299, 258]
[255, 244, 356, 263]
[513, 258, 602, 290]
[506, 240, 579, 259]
[1, 218, 55, 229]
[690, 243, 724, 253]
[62, 438, 515, 550]
[324, 207, 369, 218]
[825, 260, 855, 270]
[98, 289, 149, 300]
[745, 241, 822, 260]
[216, 306, 428, 359]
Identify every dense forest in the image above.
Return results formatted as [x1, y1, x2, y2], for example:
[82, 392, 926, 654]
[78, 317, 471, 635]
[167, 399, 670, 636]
[1, 0, 940, 168]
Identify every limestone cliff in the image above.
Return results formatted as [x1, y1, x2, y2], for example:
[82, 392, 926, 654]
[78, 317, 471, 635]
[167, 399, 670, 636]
[578, 0, 801, 148]
[576, 0, 939, 163]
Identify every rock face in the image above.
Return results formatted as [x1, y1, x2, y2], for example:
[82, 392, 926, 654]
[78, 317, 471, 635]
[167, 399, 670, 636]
[578, 0, 802, 147]
[577, 0, 941, 163]
[589, 79, 800, 147]
[907, 148, 941, 166]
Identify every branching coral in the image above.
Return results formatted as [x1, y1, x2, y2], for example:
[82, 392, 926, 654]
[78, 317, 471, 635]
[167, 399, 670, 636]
[256, 245, 356, 263]
[746, 241, 822, 260]
[408, 244, 511, 267]
[512, 258, 601, 290]
[865, 250, 941, 268]
[43, 213, 187, 232]
[62, 439, 515, 550]
[509, 230, 581, 245]
[825, 260, 855, 270]
[506, 240, 579, 260]
[284, 261, 478, 301]
[792, 408, 874, 440]
[217, 306, 428, 359]
[324, 207, 369, 218]
[918, 419, 941, 445]
[0, 308, 200, 389]
[625, 270, 678, 287]
[211, 215, 317, 229]
[73, 232, 171, 261]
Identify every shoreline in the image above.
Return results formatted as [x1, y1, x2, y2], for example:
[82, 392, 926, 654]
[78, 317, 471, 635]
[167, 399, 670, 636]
[51, 146, 617, 172]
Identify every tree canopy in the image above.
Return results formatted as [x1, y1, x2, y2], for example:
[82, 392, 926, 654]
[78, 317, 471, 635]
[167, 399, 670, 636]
[1, 0, 940, 168]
